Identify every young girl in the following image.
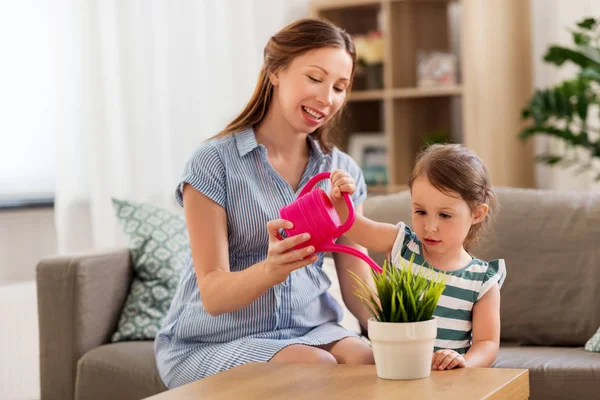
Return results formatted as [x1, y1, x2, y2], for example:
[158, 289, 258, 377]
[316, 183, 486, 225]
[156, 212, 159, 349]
[154, 18, 375, 388]
[330, 143, 506, 371]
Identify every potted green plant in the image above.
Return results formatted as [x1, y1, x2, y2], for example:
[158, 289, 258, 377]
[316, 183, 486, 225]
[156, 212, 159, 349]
[519, 18, 600, 178]
[351, 255, 446, 380]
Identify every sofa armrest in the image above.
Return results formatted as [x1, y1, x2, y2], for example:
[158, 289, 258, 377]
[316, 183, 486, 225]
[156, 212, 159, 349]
[36, 248, 133, 400]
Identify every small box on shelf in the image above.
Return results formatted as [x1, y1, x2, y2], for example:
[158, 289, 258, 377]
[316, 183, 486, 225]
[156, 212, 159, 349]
[417, 51, 458, 88]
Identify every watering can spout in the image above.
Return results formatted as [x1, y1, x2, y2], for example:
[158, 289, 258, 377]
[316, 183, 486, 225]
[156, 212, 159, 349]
[320, 243, 383, 273]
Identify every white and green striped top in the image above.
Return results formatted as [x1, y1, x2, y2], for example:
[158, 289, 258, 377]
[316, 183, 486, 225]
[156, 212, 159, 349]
[391, 222, 506, 355]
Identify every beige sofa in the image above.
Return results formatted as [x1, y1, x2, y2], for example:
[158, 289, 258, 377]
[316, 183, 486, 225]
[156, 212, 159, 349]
[37, 187, 600, 400]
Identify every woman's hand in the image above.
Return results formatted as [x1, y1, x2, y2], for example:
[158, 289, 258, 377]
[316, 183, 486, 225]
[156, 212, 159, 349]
[330, 169, 356, 199]
[432, 349, 466, 370]
[263, 219, 318, 285]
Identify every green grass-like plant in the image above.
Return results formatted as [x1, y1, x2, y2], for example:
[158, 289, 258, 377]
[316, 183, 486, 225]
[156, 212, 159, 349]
[351, 255, 447, 323]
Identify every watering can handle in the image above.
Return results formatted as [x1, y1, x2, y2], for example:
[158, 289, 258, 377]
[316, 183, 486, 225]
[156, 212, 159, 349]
[298, 172, 356, 235]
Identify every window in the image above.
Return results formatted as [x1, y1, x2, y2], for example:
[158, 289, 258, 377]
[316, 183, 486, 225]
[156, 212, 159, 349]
[0, 2, 55, 207]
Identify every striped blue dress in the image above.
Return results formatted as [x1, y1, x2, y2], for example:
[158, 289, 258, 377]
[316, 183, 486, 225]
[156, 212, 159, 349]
[154, 127, 367, 388]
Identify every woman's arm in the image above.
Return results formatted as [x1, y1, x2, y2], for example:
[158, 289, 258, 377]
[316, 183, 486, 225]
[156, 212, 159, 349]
[183, 184, 317, 316]
[464, 284, 501, 368]
[332, 204, 377, 331]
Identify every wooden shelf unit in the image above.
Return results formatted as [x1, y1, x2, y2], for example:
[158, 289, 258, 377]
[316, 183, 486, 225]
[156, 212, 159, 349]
[349, 86, 462, 101]
[311, 0, 535, 191]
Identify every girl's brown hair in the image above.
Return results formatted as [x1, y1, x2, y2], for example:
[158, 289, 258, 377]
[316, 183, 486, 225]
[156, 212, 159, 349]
[408, 144, 498, 248]
[214, 18, 356, 153]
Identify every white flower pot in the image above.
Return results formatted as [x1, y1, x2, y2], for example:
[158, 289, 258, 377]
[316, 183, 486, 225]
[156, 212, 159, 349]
[368, 318, 437, 380]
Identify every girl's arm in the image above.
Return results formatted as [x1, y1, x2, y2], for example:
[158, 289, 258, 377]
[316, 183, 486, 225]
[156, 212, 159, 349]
[464, 284, 501, 367]
[330, 169, 398, 254]
[344, 215, 400, 255]
[183, 184, 317, 316]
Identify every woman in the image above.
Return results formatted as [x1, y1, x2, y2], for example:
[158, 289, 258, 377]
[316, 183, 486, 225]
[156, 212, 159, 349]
[155, 18, 374, 388]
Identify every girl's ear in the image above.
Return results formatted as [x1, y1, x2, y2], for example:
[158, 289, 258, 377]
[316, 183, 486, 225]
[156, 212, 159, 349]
[472, 203, 489, 225]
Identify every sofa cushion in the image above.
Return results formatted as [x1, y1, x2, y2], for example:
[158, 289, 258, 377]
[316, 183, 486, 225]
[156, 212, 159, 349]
[111, 198, 189, 342]
[75, 342, 166, 400]
[494, 346, 600, 400]
[363, 188, 600, 347]
[470, 188, 600, 346]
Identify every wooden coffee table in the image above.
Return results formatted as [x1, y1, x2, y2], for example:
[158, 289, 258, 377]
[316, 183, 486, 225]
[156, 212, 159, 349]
[145, 363, 529, 399]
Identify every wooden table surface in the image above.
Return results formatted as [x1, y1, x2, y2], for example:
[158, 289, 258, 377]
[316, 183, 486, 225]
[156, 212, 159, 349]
[146, 363, 529, 400]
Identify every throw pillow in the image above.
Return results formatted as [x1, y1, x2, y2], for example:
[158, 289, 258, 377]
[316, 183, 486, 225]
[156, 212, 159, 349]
[111, 198, 189, 342]
[585, 327, 600, 352]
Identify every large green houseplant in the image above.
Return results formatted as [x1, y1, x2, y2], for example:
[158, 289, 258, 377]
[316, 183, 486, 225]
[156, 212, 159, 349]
[352, 255, 446, 380]
[520, 18, 600, 178]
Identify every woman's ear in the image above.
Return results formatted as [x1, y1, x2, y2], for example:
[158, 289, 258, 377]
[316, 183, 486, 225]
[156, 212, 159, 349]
[472, 203, 489, 225]
[269, 71, 279, 86]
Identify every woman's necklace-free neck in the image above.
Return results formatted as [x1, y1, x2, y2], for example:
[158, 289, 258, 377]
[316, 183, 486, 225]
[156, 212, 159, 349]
[254, 121, 309, 160]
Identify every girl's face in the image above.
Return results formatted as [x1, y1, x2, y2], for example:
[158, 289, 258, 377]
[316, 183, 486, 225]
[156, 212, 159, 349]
[271, 47, 353, 134]
[411, 176, 488, 257]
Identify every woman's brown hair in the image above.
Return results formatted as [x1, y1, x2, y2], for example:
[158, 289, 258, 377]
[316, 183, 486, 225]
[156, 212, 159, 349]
[213, 18, 356, 153]
[408, 144, 498, 249]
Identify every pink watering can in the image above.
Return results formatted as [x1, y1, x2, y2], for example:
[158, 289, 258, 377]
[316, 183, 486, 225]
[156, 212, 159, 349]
[279, 172, 383, 273]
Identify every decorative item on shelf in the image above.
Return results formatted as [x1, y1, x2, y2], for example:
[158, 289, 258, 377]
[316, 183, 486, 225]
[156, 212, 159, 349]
[351, 256, 447, 380]
[519, 17, 600, 180]
[417, 51, 458, 87]
[348, 133, 388, 186]
[353, 31, 384, 90]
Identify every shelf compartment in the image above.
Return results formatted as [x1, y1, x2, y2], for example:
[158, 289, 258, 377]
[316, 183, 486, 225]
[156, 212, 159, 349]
[312, 0, 382, 11]
[336, 100, 385, 150]
[388, 0, 458, 88]
[389, 96, 460, 184]
[315, 3, 381, 36]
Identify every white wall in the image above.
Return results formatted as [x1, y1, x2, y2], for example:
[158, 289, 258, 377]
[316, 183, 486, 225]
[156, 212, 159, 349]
[0, 208, 56, 283]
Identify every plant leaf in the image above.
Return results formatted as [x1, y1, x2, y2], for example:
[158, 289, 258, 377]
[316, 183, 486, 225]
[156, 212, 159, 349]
[536, 153, 563, 165]
[576, 18, 597, 30]
[572, 31, 590, 46]
[580, 67, 600, 82]
[351, 254, 447, 323]
[544, 46, 593, 68]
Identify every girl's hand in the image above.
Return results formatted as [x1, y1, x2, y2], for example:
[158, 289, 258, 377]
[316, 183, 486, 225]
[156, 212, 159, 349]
[330, 169, 356, 200]
[263, 219, 318, 285]
[432, 349, 466, 370]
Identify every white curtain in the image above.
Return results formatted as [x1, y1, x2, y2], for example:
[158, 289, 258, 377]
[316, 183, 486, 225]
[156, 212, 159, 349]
[531, 0, 600, 192]
[51, 0, 309, 253]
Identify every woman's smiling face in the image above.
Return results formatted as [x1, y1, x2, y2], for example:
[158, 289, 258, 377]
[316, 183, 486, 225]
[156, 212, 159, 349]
[271, 47, 353, 134]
